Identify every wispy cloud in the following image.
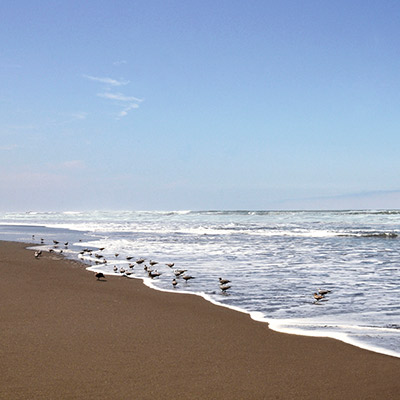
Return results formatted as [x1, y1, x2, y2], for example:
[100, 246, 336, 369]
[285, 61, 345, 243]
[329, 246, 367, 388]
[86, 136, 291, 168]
[97, 92, 143, 103]
[84, 72, 142, 118]
[117, 103, 140, 118]
[83, 74, 130, 86]
[113, 60, 127, 66]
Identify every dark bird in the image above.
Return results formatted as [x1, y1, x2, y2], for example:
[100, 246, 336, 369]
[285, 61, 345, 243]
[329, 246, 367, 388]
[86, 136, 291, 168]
[99, 247, 105, 251]
[136, 258, 145, 264]
[318, 289, 331, 296]
[34, 250, 42, 258]
[53, 240, 59, 245]
[182, 275, 195, 282]
[64, 242, 69, 246]
[95, 272, 105, 281]
[126, 256, 134, 261]
[166, 263, 175, 268]
[115, 253, 119, 257]
[149, 260, 158, 266]
[219, 277, 231, 285]
[172, 279, 178, 287]
[113, 266, 118, 272]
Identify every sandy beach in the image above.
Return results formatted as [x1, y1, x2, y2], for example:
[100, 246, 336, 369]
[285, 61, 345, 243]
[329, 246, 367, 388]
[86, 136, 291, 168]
[1, 241, 399, 399]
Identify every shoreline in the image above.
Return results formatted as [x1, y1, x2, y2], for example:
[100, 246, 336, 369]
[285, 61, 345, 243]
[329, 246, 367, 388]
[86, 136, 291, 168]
[1, 240, 400, 399]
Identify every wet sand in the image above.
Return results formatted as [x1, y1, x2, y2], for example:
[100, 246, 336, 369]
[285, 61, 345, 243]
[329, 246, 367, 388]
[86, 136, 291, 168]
[1, 241, 399, 399]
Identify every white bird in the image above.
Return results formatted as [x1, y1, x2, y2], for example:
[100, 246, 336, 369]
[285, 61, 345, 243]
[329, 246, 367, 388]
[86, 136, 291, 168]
[220, 284, 231, 293]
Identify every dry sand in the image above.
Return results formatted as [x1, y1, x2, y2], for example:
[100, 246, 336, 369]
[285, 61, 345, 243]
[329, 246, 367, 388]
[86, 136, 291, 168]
[1, 241, 399, 399]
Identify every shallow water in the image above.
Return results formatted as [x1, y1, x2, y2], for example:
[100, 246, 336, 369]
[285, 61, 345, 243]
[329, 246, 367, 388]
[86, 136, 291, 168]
[1, 210, 399, 358]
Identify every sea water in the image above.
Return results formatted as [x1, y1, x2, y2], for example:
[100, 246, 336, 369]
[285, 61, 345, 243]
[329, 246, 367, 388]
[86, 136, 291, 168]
[1, 210, 399, 358]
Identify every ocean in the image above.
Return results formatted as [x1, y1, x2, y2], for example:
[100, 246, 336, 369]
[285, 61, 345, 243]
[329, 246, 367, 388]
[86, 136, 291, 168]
[1, 209, 399, 358]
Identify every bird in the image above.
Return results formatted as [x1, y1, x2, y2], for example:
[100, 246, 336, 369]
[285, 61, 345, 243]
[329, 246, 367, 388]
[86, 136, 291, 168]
[115, 253, 119, 257]
[95, 272, 105, 281]
[174, 269, 187, 277]
[219, 277, 231, 285]
[313, 293, 325, 301]
[136, 258, 145, 264]
[64, 242, 69, 246]
[220, 284, 231, 293]
[98, 247, 105, 251]
[318, 289, 331, 296]
[182, 275, 195, 282]
[172, 279, 178, 287]
[149, 260, 158, 266]
[113, 266, 118, 272]
[126, 256, 134, 261]
[34, 250, 42, 258]
[166, 263, 175, 268]
[53, 240, 59, 245]
[148, 270, 161, 279]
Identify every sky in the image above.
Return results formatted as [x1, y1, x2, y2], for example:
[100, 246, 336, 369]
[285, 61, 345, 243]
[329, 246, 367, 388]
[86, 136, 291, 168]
[1, 0, 400, 211]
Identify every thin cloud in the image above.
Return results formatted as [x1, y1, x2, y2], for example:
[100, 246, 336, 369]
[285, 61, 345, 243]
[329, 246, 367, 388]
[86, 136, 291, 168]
[117, 103, 140, 118]
[97, 92, 143, 103]
[83, 74, 130, 86]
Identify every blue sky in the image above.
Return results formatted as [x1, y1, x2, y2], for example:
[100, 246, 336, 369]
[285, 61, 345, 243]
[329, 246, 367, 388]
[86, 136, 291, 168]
[1, 0, 400, 211]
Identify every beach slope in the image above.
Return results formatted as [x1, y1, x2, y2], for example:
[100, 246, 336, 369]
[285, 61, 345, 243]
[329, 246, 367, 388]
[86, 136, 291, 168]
[1, 241, 399, 399]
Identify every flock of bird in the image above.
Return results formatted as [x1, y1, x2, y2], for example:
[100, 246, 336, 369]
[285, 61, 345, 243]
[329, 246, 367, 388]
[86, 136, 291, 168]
[32, 235, 232, 294]
[33, 235, 331, 302]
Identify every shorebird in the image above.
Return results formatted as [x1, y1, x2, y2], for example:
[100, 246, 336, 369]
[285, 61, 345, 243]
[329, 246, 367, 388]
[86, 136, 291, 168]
[98, 247, 105, 251]
[220, 284, 231, 293]
[149, 260, 158, 266]
[148, 270, 161, 279]
[313, 293, 325, 301]
[182, 275, 195, 282]
[115, 253, 119, 257]
[318, 289, 331, 296]
[113, 266, 118, 272]
[166, 263, 175, 268]
[120, 268, 126, 274]
[219, 277, 231, 285]
[174, 269, 187, 277]
[53, 240, 59, 245]
[95, 272, 105, 280]
[34, 250, 42, 258]
[126, 256, 134, 261]
[136, 258, 145, 264]
[172, 279, 178, 287]
[64, 242, 69, 246]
